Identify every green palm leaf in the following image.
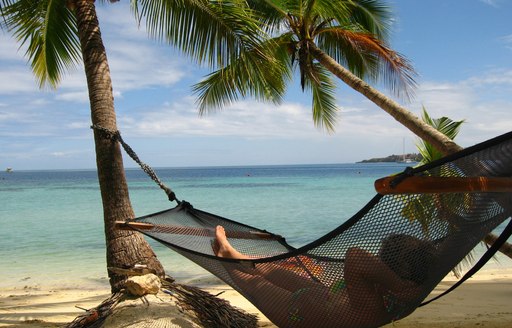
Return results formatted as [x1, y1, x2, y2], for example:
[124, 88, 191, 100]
[343, 0, 392, 38]
[2, 0, 81, 88]
[417, 107, 465, 164]
[304, 63, 338, 132]
[405, 107, 477, 277]
[195, 0, 417, 132]
[134, 0, 265, 69]
[193, 38, 290, 112]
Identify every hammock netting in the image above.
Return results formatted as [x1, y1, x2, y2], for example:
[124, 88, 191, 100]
[125, 132, 512, 328]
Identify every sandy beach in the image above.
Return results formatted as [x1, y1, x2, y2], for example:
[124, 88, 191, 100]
[1, 266, 511, 328]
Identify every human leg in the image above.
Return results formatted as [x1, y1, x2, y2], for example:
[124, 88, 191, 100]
[255, 261, 324, 292]
[230, 268, 345, 328]
[343, 248, 392, 320]
[213, 225, 323, 291]
[213, 225, 252, 259]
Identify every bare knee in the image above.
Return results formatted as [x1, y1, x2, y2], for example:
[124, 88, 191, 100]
[345, 247, 372, 272]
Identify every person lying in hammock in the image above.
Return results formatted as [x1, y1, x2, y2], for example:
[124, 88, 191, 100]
[213, 225, 437, 328]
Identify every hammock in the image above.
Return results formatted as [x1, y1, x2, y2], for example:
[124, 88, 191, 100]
[114, 131, 512, 328]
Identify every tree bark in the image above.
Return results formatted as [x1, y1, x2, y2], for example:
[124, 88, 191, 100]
[73, 0, 165, 292]
[309, 42, 512, 259]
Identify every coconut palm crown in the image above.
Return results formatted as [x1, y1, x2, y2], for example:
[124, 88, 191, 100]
[194, 0, 417, 132]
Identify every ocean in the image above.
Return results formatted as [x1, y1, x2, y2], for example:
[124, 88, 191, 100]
[0, 163, 509, 290]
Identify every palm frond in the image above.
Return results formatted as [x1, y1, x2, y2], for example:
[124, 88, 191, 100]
[317, 27, 416, 100]
[342, 0, 392, 38]
[245, 0, 288, 31]
[307, 0, 349, 24]
[316, 26, 369, 78]
[417, 106, 465, 164]
[0, 0, 14, 25]
[303, 63, 338, 132]
[193, 39, 290, 113]
[134, 0, 266, 69]
[3, 0, 81, 88]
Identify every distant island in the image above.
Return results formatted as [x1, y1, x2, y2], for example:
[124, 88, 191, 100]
[358, 153, 422, 163]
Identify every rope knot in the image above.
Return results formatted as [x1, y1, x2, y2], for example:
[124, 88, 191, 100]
[91, 124, 119, 141]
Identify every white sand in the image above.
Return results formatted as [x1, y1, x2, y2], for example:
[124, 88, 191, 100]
[1, 267, 511, 327]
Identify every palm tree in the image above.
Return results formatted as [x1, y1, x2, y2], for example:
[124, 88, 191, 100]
[194, 0, 461, 155]
[0, 0, 264, 292]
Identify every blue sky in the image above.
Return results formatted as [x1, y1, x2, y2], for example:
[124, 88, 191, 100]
[1, 0, 511, 170]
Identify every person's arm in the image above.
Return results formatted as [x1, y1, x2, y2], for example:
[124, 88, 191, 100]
[344, 248, 420, 308]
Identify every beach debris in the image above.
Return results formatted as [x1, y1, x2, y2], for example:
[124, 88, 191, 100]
[162, 278, 259, 328]
[108, 264, 157, 276]
[65, 292, 123, 328]
[125, 273, 161, 296]
[65, 275, 259, 328]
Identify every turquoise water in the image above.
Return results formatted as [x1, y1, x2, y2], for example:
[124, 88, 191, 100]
[0, 163, 508, 290]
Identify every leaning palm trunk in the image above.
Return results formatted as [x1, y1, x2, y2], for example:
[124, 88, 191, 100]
[73, 0, 165, 292]
[308, 43, 461, 155]
[308, 42, 512, 260]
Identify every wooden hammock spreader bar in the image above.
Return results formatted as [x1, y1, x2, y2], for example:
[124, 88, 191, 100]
[114, 221, 282, 240]
[375, 176, 512, 195]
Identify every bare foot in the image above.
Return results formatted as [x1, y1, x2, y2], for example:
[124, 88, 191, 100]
[214, 226, 250, 259]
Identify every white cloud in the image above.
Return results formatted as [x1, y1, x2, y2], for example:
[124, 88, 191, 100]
[96, 3, 149, 41]
[0, 68, 40, 95]
[55, 91, 90, 103]
[407, 70, 512, 146]
[479, 0, 501, 7]
[413, 82, 474, 120]
[0, 106, 45, 125]
[338, 107, 406, 137]
[0, 33, 26, 62]
[0, 3, 187, 101]
[500, 34, 512, 44]
[66, 121, 91, 130]
[96, 3, 188, 92]
[0, 110, 22, 123]
[110, 63, 512, 149]
[50, 150, 87, 158]
[464, 69, 512, 86]
[106, 40, 186, 92]
[121, 97, 322, 139]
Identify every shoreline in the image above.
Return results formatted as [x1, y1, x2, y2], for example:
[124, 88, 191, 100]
[1, 266, 511, 327]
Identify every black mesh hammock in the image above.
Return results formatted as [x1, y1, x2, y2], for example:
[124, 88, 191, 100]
[110, 128, 512, 328]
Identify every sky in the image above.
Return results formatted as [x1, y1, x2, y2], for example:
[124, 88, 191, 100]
[0, 0, 511, 170]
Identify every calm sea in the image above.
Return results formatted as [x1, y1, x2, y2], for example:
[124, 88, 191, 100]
[0, 163, 508, 290]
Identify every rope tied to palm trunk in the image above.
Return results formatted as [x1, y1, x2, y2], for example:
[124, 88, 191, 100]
[91, 124, 179, 203]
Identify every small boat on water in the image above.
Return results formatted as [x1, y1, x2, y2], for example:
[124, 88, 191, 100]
[5, 168, 13, 173]
[397, 137, 416, 164]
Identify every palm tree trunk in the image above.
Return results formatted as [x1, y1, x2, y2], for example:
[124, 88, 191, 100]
[73, 0, 165, 292]
[309, 42, 512, 260]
